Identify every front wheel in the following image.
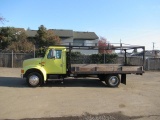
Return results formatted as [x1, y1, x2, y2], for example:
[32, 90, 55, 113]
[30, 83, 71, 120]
[105, 75, 120, 87]
[26, 72, 43, 87]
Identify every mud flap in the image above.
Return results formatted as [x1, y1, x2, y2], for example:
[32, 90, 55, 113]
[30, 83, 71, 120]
[121, 74, 126, 85]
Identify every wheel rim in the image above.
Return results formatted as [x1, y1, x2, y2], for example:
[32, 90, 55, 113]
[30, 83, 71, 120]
[29, 75, 39, 86]
[108, 76, 119, 86]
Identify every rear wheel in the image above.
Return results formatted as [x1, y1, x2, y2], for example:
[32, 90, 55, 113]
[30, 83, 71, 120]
[105, 75, 120, 87]
[26, 72, 43, 87]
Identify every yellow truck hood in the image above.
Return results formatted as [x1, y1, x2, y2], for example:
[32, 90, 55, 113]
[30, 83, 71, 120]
[23, 58, 42, 67]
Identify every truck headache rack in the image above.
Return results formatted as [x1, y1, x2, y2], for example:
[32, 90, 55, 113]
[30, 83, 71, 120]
[55, 42, 145, 75]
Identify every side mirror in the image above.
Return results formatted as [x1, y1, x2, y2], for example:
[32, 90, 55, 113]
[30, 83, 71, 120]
[50, 49, 55, 59]
[48, 49, 55, 59]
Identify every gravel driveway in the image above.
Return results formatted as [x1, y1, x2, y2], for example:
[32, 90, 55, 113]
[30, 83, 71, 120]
[0, 67, 160, 120]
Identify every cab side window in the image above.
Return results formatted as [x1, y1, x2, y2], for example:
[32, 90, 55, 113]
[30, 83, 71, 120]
[47, 49, 62, 59]
[55, 50, 62, 59]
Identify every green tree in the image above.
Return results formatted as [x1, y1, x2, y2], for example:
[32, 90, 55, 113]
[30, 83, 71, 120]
[36, 25, 61, 47]
[6, 28, 33, 52]
[36, 25, 47, 47]
[14, 28, 28, 42]
[0, 27, 27, 49]
[7, 39, 34, 52]
[46, 30, 61, 45]
[0, 27, 15, 49]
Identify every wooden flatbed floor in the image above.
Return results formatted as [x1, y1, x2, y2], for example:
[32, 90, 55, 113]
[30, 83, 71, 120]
[71, 64, 144, 74]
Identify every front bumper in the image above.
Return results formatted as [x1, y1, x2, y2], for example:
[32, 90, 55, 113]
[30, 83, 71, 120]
[21, 74, 23, 78]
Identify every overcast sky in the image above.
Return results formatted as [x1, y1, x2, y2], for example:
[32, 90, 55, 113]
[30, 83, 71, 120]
[0, 0, 160, 50]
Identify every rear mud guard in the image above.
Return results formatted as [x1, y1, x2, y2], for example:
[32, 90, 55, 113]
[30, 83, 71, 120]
[121, 74, 126, 85]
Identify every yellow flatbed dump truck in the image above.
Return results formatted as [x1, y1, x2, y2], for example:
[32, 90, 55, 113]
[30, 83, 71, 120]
[21, 43, 145, 87]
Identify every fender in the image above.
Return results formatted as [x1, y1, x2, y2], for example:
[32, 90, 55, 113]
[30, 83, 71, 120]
[23, 65, 47, 81]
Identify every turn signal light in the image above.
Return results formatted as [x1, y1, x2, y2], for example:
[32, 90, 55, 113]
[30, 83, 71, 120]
[21, 69, 24, 74]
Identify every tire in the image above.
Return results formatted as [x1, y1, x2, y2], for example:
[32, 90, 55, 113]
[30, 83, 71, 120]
[26, 72, 43, 87]
[105, 75, 120, 87]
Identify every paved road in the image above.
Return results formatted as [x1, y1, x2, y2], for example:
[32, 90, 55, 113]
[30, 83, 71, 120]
[0, 68, 160, 120]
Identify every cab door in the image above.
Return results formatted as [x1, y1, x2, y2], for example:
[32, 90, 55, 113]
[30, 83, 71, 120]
[43, 48, 64, 74]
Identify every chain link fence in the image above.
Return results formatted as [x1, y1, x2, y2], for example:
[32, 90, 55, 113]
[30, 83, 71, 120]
[0, 51, 160, 70]
[145, 58, 160, 70]
[0, 52, 34, 68]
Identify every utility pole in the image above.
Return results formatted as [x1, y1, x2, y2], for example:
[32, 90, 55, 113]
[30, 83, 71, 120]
[120, 39, 122, 54]
[152, 42, 155, 50]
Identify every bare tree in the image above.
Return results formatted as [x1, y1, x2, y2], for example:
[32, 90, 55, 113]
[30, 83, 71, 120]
[0, 16, 8, 24]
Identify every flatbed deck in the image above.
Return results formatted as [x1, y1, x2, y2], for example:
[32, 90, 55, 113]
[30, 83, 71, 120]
[71, 64, 144, 74]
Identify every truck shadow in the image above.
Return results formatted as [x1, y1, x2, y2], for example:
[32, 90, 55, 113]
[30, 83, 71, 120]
[45, 79, 107, 88]
[0, 77, 108, 88]
[3, 111, 157, 120]
[0, 77, 27, 88]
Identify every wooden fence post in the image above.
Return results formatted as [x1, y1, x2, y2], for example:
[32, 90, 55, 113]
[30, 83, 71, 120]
[12, 50, 13, 68]
[34, 45, 35, 58]
[147, 58, 150, 70]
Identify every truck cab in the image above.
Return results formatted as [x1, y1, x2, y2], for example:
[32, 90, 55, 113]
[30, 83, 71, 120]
[21, 46, 67, 87]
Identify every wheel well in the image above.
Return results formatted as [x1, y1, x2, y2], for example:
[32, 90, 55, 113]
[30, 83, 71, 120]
[24, 69, 44, 80]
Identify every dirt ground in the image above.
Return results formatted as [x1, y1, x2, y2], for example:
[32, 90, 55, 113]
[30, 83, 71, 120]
[0, 67, 160, 120]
